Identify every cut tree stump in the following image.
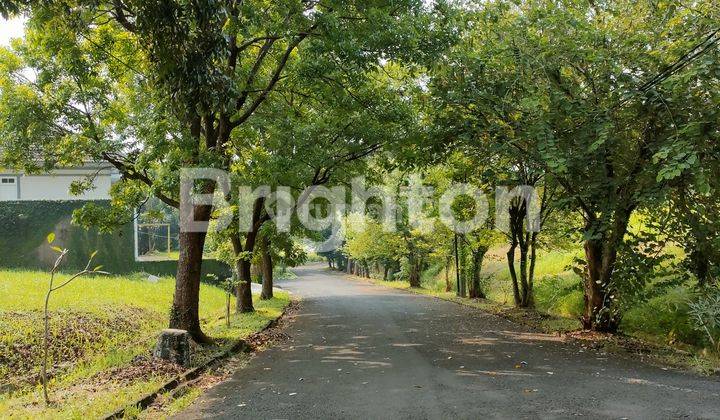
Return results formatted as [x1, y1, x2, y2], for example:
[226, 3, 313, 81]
[153, 329, 191, 367]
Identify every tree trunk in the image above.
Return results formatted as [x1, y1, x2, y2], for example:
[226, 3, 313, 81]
[171, 213, 212, 343]
[581, 207, 633, 332]
[408, 254, 422, 288]
[383, 264, 389, 281]
[469, 247, 487, 299]
[518, 233, 531, 307]
[445, 256, 452, 292]
[507, 242, 521, 306]
[231, 198, 268, 313]
[693, 248, 710, 287]
[236, 258, 254, 313]
[346, 259, 353, 274]
[232, 230, 260, 314]
[526, 232, 538, 308]
[261, 236, 273, 300]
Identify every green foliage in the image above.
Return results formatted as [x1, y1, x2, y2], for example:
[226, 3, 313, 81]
[688, 288, 720, 351]
[415, 0, 720, 328]
[534, 275, 584, 319]
[623, 288, 705, 348]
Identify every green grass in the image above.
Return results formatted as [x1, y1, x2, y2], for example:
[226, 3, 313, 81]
[0, 269, 290, 419]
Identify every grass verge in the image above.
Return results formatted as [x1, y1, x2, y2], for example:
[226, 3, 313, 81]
[0, 270, 290, 419]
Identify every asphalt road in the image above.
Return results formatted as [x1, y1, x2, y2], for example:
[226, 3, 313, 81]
[177, 264, 720, 419]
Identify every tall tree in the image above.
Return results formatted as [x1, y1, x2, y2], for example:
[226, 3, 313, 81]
[0, 0, 431, 340]
[423, 0, 719, 329]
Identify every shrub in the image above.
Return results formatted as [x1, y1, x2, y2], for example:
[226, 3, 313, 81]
[621, 287, 705, 347]
[688, 288, 720, 351]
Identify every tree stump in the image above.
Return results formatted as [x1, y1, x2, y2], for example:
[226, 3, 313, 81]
[153, 329, 191, 367]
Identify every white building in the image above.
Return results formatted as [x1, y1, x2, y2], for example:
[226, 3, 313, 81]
[0, 163, 119, 201]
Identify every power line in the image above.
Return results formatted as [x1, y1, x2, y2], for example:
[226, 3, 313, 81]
[615, 27, 720, 109]
[75, 31, 148, 80]
[637, 28, 719, 94]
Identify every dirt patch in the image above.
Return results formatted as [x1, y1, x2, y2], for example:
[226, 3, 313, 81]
[91, 355, 185, 386]
[0, 306, 156, 390]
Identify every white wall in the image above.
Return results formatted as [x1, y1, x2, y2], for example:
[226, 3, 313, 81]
[19, 174, 112, 201]
[0, 167, 116, 201]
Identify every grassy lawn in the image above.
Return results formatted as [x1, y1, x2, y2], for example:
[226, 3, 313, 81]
[0, 270, 290, 419]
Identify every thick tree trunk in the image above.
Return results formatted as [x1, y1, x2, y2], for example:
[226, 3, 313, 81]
[583, 238, 613, 331]
[383, 264, 389, 281]
[171, 203, 212, 344]
[582, 207, 633, 332]
[346, 259, 353, 274]
[261, 237, 273, 300]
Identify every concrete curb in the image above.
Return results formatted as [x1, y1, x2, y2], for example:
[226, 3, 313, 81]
[103, 304, 291, 419]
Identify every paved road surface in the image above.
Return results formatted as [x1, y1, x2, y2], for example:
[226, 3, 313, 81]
[178, 264, 720, 419]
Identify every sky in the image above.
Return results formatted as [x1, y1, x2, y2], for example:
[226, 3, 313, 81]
[0, 17, 26, 47]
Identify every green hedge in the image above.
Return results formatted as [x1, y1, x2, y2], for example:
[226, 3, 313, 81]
[0, 201, 230, 278]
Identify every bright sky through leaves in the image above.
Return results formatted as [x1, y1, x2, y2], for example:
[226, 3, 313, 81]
[0, 17, 25, 47]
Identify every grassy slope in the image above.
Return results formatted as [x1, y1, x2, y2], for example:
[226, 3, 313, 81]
[442, 246, 708, 349]
[0, 270, 289, 419]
